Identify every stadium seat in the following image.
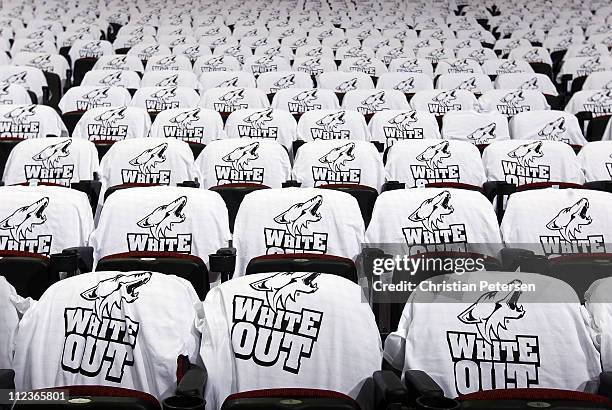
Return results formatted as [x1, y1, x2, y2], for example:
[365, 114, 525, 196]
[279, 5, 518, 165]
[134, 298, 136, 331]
[91, 187, 231, 295]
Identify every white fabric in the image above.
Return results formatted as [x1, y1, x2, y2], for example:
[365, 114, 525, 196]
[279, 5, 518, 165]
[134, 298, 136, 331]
[232, 188, 365, 276]
[3, 138, 99, 186]
[386, 140, 486, 187]
[292, 57, 338, 76]
[388, 58, 434, 78]
[243, 55, 292, 75]
[369, 110, 441, 149]
[199, 72, 257, 92]
[131, 86, 200, 113]
[13, 271, 201, 400]
[297, 109, 370, 142]
[193, 55, 241, 74]
[565, 90, 612, 117]
[585, 277, 612, 371]
[583, 71, 612, 90]
[196, 138, 291, 188]
[0, 185, 93, 255]
[197, 272, 381, 410]
[385, 271, 601, 397]
[69, 40, 113, 61]
[140, 70, 198, 88]
[91, 186, 230, 264]
[337, 57, 388, 77]
[81, 70, 142, 89]
[97, 137, 199, 199]
[436, 74, 493, 95]
[93, 55, 145, 72]
[442, 111, 510, 145]
[495, 73, 558, 97]
[201, 87, 270, 113]
[72, 106, 152, 142]
[377, 72, 433, 93]
[510, 111, 587, 146]
[12, 52, 70, 81]
[435, 58, 483, 75]
[128, 43, 172, 61]
[479, 90, 550, 117]
[482, 140, 584, 185]
[149, 108, 225, 145]
[293, 140, 384, 191]
[366, 188, 502, 256]
[272, 88, 339, 114]
[0, 104, 67, 139]
[0, 65, 47, 101]
[58, 86, 132, 113]
[501, 188, 612, 257]
[224, 108, 297, 151]
[0, 277, 26, 368]
[578, 141, 612, 182]
[341, 89, 409, 115]
[256, 71, 313, 94]
[317, 71, 375, 93]
[481, 59, 534, 75]
[0, 83, 33, 105]
[411, 90, 478, 116]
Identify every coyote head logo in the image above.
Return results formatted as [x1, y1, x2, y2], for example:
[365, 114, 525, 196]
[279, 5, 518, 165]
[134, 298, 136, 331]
[4, 105, 36, 124]
[95, 106, 127, 128]
[182, 45, 200, 60]
[219, 88, 245, 104]
[82, 87, 110, 103]
[580, 57, 601, 71]
[273, 74, 295, 89]
[0, 197, 49, 242]
[305, 47, 323, 57]
[2, 72, 27, 85]
[106, 56, 128, 70]
[169, 108, 201, 129]
[467, 123, 496, 144]
[222, 141, 259, 171]
[28, 55, 51, 69]
[150, 87, 177, 103]
[507, 141, 544, 167]
[129, 142, 168, 174]
[468, 48, 486, 63]
[299, 58, 321, 70]
[432, 90, 457, 106]
[292, 89, 318, 103]
[99, 71, 123, 86]
[361, 91, 386, 111]
[587, 90, 612, 106]
[522, 49, 542, 63]
[274, 195, 323, 236]
[243, 108, 273, 129]
[156, 74, 179, 87]
[519, 77, 539, 90]
[137, 196, 187, 240]
[216, 77, 239, 88]
[416, 141, 451, 169]
[316, 111, 346, 132]
[537, 117, 566, 141]
[457, 279, 525, 344]
[546, 198, 592, 241]
[81, 41, 102, 54]
[32, 139, 72, 168]
[449, 59, 471, 71]
[319, 142, 355, 172]
[22, 40, 44, 52]
[250, 272, 320, 312]
[336, 78, 358, 93]
[387, 111, 418, 130]
[140, 45, 160, 58]
[408, 190, 453, 232]
[394, 78, 415, 92]
[500, 90, 525, 106]
[454, 77, 477, 92]
[81, 271, 152, 320]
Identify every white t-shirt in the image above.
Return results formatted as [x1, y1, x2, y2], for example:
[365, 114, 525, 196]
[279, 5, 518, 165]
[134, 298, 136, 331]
[482, 140, 584, 185]
[199, 71, 257, 92]
[224, 108, 297, 151]
[341, 89, 409, 115]
[479, 90, 550, 117]
[197, 272, 381, 410]
[293, 140, 384, 191]
[377, 72, 434, 94]
[200, 87, 270, 113]
[411, 89, 479, 116]
[565, 90, 612, 117]
[12, 271, 201, 400]
[72, 106, 152, 142]
[58, 86, 132, 113]
[131, 86, 200, 113]
[297, 109, 370, 142]
[578, 141, 612, 182]
[3, 138, 99, 186]
[0, 104, 67, 138]
[442, 111, 510, 145]
[196, 138, 291, 188]
[81, 70, 142, 89]
[149, 108, 225, 145]
[0, 276, 26, 368]
[369, 110, 441, 149]
[0, 185, 93, 255]
[385, 271, 602, 397]
[585, 277, 612, 371]
[232, 188, 365, 277]
[140, 70, 199, 88]
[91, 186, 231, 266]
[510, 111, 587, 146]
[255, 71, 313, 94]
[272, 88, 340, 114]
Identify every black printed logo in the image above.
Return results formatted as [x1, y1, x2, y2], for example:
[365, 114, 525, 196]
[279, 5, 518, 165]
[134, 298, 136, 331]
[466, 123, 496, 145]
[79, 41, 103, 58]
[87, 106, 128, 141]
[164, 108, 204, 142]
[238, 108, 278, 138]
[127, 196, 192, 252]
[502, 141, 550, 185]
[403, 190, 468, 253]
[199, 55, 227, 72]
[264, 196, 328, 254]
[288, 89, 321, 113]
[310, 111, 350, 139]
[0, 197, 52, 254]
[383, 111, 424, 145]
[62, 272, 152, 382]
[410, 141, 460, 186]
[215, 141, 264, 184]
[231, 272, 323, 374]
[122, 143, 171, 184]
[358, 90, 386, 114]
[312, 142, 360, 186]
[537, 117, 568, 143]
[0, 105, 40, 138]
[24, 140, 74, 186]
[214, 88, 248, 112]
[447, 280, 540, 393]
[582, 90, 612, 117]
[270, 74, 295, 93]
[76, 87, 111, 111]
[427, 90, 462, 114]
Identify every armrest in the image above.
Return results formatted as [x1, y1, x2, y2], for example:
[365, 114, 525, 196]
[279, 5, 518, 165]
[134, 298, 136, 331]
[0, 369, 14, 389]
[584, 181, 612, 193]
[282, 180, 302, 188]
[382, 181, 405, 192]
[598, 372, 612, 399]
[176, 364, 207, 398]
[499, 248, 548, 272]
[404, 370, 444, 400]
[209, 247, 236, 282]
[373, 370, 407, 408]
[63, 247, 94, 273]
[177, 180, 200, 188]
